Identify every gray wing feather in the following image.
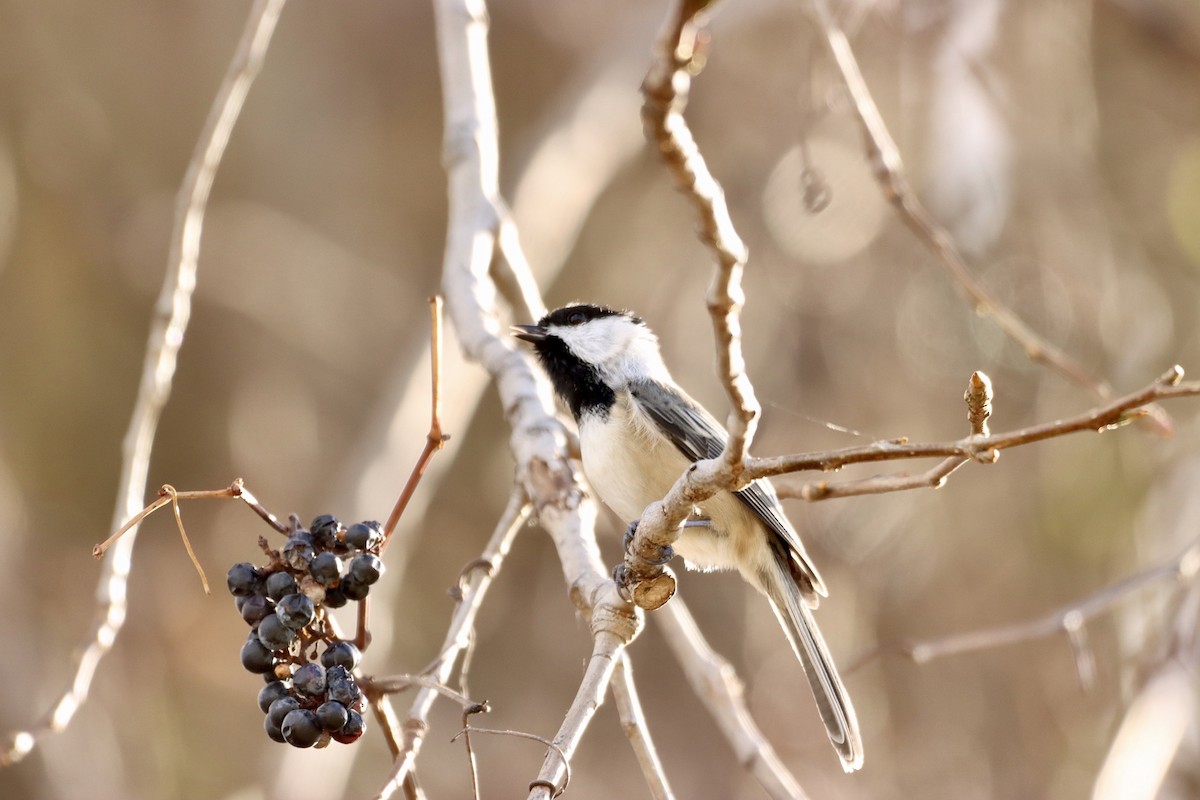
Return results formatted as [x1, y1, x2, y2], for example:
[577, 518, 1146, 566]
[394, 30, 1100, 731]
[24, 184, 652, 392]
[629, 379, 827, 598]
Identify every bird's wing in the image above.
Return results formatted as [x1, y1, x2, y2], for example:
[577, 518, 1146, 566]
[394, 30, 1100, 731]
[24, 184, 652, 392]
[629, 379, 827, 598]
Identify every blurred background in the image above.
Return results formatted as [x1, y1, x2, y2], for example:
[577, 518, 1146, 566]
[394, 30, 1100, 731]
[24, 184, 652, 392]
[1, 1, 1199, 798]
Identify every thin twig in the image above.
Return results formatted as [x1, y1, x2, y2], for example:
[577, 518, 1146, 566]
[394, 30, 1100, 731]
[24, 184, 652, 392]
[751, 367, 1196, 486]
[784, 370, 990, 500]
[373, 489, 530, 800]
[657, 598, 809, 799]
[365, 674, 481, 709]
[0, 0, 286, 767]
[610, 655, 675, 800]
[845, 533, 1200, 672]
[92, 480, 285, 558]
[805, 0, 1172, 435]
[381, 296, 450, 554]
[449, 726, 573, 798]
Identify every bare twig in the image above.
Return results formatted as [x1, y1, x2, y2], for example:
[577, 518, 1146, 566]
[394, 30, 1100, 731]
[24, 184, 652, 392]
[430, 0, 638, 797]
[0, 0, 286, 767]
[754, 366, 1195, 487]
[622, 0, 766, 604]
[373, 490, 530, 800]
[657, 598, 809, 799]
[365, 674, 480, 710]
[846, 533, 1200, 672]
[528, 603, 641, 799]
[381, 296, 451, 555]
[785, 370, 993, 501]
[449, 726, 573, 798]
[610, 655, 675, 800]
[806, 0, 1174, 435]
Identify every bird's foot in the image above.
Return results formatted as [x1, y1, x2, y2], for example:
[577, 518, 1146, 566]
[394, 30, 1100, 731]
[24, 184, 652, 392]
[622, 520, 674, 565]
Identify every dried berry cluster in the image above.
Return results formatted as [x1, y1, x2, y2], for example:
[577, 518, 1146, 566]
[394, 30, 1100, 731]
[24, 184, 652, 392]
[227, 515, 386, 748]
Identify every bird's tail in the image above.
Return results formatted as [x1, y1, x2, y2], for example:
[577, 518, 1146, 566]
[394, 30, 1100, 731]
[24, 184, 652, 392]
[759, 558, 863, 772]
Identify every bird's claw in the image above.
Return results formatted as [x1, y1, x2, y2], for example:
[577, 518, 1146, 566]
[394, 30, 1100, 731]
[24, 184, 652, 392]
[622, 520, 674, 565]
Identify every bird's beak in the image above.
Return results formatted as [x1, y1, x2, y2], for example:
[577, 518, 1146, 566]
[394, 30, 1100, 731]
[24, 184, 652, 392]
[511, 324, 547, 343]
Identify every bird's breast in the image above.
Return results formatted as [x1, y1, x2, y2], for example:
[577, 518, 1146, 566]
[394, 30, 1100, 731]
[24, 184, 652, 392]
[578, 395, 771, 578]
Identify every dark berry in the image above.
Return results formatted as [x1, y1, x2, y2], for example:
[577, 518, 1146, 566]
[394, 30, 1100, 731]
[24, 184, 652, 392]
[265, 571, 298, 601]
[339, 577, 370, 602]
[326, 665, 360, 706]
[268, 695, 300, 728]
[276, 593, 315, 630]
[344, 521, 382, 550]
[240, 594, 270, 626]
[348, 553, 384, 585]
[293, 663, 326, 696]
[264, 714, 286, 743]
[257, 613, 297, 651]
[323, 586, 348, 608]
[282, 535, 315, 570]
[315, 700, 349, 732]
[258, 681, 291, 714]
[309, 552, 343, 587]
[241, 638, 276, 674]
[282, 708, 323, 748]
[321, 640, 361, 671]
[226, 562, 262, 597]
[310, 515, 340, 551]
[332, 709, 366, 744]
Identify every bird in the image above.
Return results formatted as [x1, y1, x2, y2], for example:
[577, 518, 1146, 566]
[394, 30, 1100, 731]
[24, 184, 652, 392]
[513, 302, 863, 772]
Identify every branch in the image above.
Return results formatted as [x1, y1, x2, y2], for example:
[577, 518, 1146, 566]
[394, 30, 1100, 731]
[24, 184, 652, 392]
[751, 366, 1195, 486]
[373, 488, 530, 799]
[431, 1, 642, 797]
[656, 598, 809, 800]
[846, 533, 1200, 672]
[610, 656, 675, 800]
[0, 0, 286, 767]
[623, 0, 765, 608]
[803, 0, 1172, 433]
[381, 296, 451, 554]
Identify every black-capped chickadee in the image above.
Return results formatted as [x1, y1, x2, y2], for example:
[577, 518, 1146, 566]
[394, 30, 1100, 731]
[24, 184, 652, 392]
[514, 303, 863, 772]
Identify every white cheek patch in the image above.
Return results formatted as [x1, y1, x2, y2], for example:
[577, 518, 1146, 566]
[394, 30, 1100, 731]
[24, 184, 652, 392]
[554, 317, 673, 386]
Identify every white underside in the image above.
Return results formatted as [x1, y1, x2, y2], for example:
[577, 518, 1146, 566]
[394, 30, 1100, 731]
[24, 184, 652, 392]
[578, 393, 774, 584]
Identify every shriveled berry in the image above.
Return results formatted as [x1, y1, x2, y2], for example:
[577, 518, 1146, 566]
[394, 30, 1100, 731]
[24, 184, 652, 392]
[282, 709, 322, 748]
[293, 662, 326, 696]
[309, 552, 343, 587]
[241, 638, 276, 674]
[315, 700, 349, 732]
[325, 665, 360, 706]
[258, 681, 291, 714]
[227, 562, 262, 597]
[339, 577, 370, 601]
[348, 553, 384, 585]
[267, 695, 300, 727]
[257, 614, 297, 651]
[310, 515, 340, 551]
[265, 571, 298, 601]
[240, 593, 270, 626]
[332, 709, 366, 744]
[321, 640, 361, 671]
[276, 593, 315, 630]
[282, 535, 315, 570]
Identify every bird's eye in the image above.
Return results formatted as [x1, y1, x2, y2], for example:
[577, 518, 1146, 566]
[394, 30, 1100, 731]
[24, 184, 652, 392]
[567, 311, 587, 326]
